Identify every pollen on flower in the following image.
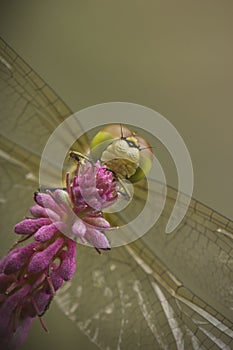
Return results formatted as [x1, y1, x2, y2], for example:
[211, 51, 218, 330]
[0, 160, 119, 349]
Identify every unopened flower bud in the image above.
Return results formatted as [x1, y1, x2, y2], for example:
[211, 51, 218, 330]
[4, 242, 38, 275]
[34, 222, 64, 242]
[85, 228, 110, 250]
[28, 238, 64, 274]
[14, 218, 51, 235]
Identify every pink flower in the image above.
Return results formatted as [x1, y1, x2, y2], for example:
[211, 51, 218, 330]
[0, 161, 118, 349]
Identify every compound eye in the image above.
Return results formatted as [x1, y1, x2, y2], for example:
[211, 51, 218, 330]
[129, 135, 153, 183]
[127, 140, 137, 148]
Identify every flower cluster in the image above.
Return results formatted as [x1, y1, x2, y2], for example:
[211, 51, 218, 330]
[0, 162, 118, 349]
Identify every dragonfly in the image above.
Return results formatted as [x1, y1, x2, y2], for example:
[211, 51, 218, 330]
[0, 37, 233, 350]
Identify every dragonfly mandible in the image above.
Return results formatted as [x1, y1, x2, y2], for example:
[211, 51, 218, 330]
[0, 37, 233, 350]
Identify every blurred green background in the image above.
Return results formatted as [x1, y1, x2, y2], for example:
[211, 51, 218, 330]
[0, 1, 233, 349]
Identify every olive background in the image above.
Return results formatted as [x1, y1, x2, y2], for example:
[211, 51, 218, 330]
[0, 1, 233, 350]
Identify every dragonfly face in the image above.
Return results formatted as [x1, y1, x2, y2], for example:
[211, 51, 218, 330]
[90, 124, 153, 182]
[0, 37, 233, 350]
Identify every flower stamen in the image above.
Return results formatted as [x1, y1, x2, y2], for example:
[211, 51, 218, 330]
[31, 297, 49, 332]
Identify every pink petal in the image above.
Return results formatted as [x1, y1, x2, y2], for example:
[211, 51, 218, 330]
[34, 222, 64, 242]
[71, 219, 86, 238]
[54, 189, 72, 210]
[28, 237, 64, 274]
[14, 218, 51, 235]
[84, 216, 110, 229]
[58, 240, 76, 281]
[4, 242, 38, 275]
[30, 205, 60, 221]
[85, 228, 110, 249]
[34, 192, 63, 214]
[0, 284, 31, 332]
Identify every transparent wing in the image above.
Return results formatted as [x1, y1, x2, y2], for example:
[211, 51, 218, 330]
[0, 37, 232, 350]
[56, 184, 233, 350]
[0, 37, 88, 252]
[0, 37, 88, 158]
